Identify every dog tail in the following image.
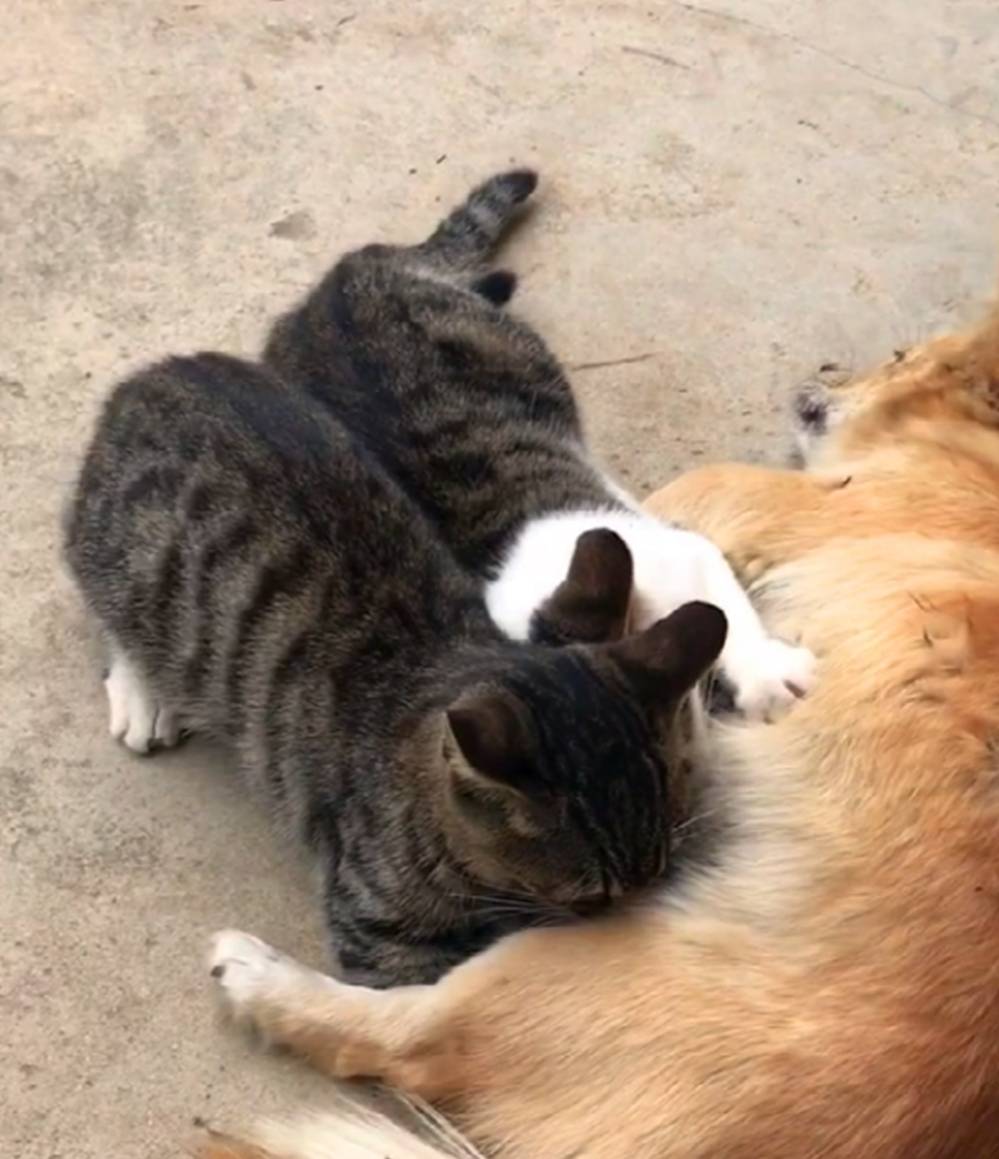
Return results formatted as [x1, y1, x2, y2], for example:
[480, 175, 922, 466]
[418, 169, 538, 272]
[196, 1097, 484, 1159]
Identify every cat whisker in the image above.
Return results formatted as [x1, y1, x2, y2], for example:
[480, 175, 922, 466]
[672, 806, 719, 836]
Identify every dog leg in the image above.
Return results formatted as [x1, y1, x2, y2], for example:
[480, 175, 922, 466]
[208, 931, 465, 1100]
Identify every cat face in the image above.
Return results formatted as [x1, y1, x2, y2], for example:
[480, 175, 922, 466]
[442, 602, 727, 915]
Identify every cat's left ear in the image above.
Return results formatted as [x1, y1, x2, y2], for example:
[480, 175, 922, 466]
[530, 528, 633, 645]
[445, 691, 537, 796]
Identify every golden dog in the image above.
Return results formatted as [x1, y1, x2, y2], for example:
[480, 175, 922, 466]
[201, 304, 999, 1158]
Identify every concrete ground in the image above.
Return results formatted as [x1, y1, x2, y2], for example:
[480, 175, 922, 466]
[2, 1, 997, 1154]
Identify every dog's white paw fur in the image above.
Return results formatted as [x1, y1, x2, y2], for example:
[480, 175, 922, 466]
[725, 638, 817, 722]
[208, 929, 296, 1015]
[104, 653, 180, 754]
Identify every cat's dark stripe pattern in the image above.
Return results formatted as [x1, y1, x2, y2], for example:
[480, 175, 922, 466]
[65, 352, 725, 986]
[263, 169, 617, 581]
[262, 169, 816, 718]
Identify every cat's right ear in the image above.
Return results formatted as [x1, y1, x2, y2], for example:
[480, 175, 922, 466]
[530, 528, 633, 645]
[445, 692, 537, 796]
[471, 269, 518, 305]
[606, 601, 727, 704]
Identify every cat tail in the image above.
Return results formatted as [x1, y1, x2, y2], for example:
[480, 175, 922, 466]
[196, 1096, 485, 1159]
[418, 169, 538, 272]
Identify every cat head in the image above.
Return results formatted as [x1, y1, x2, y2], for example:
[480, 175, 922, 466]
[440, 601, 727, 915]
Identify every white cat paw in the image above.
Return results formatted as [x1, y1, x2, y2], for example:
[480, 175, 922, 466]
[208, 929, 293, 1018]
[104, 656, 181, 754]
[725, 638, 816, 722]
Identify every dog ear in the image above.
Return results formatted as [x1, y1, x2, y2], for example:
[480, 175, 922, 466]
[961, 306, 999, 418]
[529, 529, 633, 646]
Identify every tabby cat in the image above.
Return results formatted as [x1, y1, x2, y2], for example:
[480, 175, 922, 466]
[64, 353, 726, 986]
[264, 169, 815, 719]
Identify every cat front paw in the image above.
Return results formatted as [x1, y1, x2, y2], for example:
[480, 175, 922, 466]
[724, 638, 816, 722]
[105, 658, 182, 754]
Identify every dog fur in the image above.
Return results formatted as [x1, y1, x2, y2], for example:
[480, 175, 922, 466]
[199, 303, 999, 1158]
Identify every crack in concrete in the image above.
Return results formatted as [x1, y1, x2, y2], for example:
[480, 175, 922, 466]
[570, 353, 658, 372]
[621, 45, 691, 69]
[673, 0, 999, 134]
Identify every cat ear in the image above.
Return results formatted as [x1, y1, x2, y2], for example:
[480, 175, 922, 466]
[605, 601, 727, 704]
[531, 528, 633, 645]
[471, 269, 518, 305]
[446, 692, 536, 795]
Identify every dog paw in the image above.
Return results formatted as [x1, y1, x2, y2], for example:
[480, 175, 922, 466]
[725, 638, 816, 722]
[208, 929, 292, 1020]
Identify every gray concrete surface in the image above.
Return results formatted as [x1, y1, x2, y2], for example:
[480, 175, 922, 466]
[2, 1, 997, 1154]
